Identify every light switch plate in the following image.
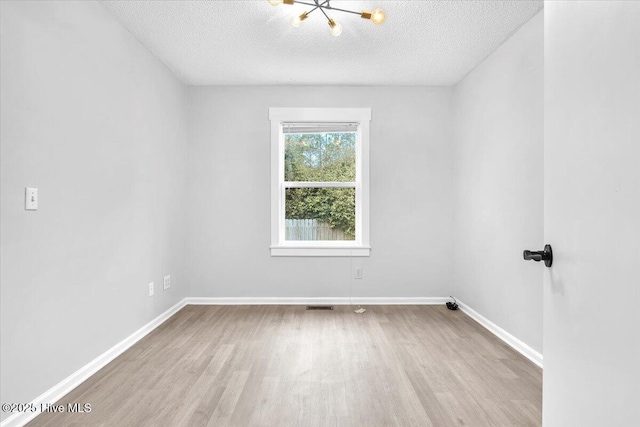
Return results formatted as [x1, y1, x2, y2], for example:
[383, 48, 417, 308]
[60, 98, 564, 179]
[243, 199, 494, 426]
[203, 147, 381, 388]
[25, 187, 38, 210]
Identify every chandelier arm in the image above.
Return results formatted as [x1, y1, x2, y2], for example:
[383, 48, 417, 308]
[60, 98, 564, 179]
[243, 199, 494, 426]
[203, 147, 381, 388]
[317, 3, 332, 21]
[293, 1, 326, 7]
[293, 1, 361, 16]
[303, 0, 330, 16]
[322, 5, 361, 15]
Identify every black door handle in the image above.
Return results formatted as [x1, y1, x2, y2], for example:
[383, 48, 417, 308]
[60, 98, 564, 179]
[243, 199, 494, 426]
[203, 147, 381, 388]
[523, 244, 553, 267]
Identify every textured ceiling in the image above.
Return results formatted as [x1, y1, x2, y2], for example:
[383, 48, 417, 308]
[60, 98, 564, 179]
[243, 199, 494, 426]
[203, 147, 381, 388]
[100, 0, 543, 86]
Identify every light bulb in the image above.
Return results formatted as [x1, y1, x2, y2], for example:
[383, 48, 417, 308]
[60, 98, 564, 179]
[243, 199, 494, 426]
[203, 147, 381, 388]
[328, 19, 342, 37]
[331, 23, 342, 37]
[371, 8, 386, 25]
[291, 11, 308, 27]
[268, 0, 283, 6]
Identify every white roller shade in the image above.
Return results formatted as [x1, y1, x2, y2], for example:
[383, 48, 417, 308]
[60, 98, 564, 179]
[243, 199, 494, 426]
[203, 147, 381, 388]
[282, 122, 358, 134]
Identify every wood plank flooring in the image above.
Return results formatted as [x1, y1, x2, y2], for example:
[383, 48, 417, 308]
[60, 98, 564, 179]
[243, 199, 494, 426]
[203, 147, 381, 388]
[27, 305, 542, 426]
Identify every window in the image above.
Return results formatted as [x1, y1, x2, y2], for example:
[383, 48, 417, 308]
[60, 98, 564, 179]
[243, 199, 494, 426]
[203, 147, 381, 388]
[269, 108, 371, 257]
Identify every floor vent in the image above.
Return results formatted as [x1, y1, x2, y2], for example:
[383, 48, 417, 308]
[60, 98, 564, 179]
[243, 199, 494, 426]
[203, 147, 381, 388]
[306, 305, 334, 311]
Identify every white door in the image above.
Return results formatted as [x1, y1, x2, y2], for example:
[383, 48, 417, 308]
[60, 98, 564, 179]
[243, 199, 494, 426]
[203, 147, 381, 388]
[544, 2, 640, 426]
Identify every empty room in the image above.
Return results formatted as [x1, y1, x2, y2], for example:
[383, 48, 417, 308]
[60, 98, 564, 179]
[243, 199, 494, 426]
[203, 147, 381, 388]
[1, 1, 638, 426]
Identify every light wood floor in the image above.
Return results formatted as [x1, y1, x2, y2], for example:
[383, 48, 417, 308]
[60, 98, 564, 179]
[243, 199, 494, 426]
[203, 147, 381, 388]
[28, 305, 542, 427]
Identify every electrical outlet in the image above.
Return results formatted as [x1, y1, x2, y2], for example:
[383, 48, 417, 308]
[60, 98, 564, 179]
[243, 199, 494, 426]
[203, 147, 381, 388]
[148, 282, 154, 297]
[354, 267, 363, 279]
[163, 275, 171, 291]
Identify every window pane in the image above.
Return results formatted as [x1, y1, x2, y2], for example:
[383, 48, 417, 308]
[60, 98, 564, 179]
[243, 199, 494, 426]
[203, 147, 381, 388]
[284, 132, 356, 182]
[285, 188, 355, 241]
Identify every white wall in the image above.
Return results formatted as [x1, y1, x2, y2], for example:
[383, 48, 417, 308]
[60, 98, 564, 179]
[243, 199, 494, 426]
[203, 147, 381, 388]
[543, 2, 640, 425]
[452, 12, 544, 353]
[0, 1, 187, 419]
[187, 86, 453, 299]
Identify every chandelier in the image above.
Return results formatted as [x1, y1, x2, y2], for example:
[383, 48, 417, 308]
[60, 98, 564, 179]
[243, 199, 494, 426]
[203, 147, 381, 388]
[268, 0, 386, 37]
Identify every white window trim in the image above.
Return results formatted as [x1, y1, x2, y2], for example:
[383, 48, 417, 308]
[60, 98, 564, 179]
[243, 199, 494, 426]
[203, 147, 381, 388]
[269, 107, 371, 257]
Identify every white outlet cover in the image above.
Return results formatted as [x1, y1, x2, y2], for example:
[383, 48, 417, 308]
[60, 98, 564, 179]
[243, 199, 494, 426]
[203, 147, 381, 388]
[163, 275, 170, 290]
[148, 282, 154, 296]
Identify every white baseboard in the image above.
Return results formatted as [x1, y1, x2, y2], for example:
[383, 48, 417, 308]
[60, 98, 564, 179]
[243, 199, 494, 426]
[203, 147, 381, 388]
[1, 299, 187, 427]
[185, 296, 449, 305]
[456, 299, 543, 368]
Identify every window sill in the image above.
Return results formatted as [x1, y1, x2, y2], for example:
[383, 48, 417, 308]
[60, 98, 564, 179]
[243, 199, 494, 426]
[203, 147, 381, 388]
[270, 246, 371, 257]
